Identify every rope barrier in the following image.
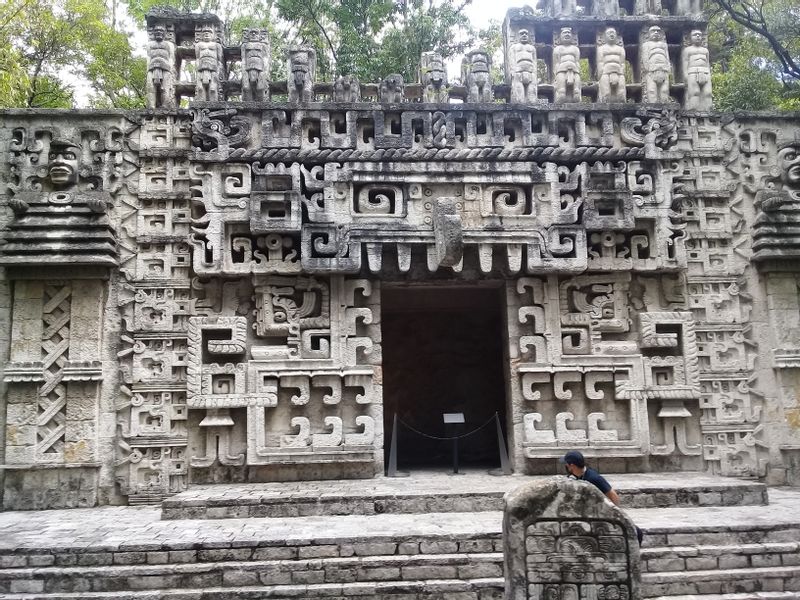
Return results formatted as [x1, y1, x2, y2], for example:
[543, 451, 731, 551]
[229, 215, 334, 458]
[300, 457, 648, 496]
[397, 412, 498, 441]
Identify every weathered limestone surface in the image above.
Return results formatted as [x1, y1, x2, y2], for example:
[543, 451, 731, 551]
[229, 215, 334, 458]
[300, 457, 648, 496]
[503, 477, 640, 600]
[0, 2, 798, 510]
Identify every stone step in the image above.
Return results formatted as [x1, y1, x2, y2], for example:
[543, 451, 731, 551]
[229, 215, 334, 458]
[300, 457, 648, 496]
[641, 542, 800, 572]
[640, 525, 800, 549]
[646, 593, 800, 600]
[0, 577, 504, 599]
[0, 530, 503, 573]
[161, 472, 769, 520]
[0, 553, 504, 594]
[641, 565, 800, 597]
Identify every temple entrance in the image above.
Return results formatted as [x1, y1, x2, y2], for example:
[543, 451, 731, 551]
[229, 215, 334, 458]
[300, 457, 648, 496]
[381, 285, 508, 471]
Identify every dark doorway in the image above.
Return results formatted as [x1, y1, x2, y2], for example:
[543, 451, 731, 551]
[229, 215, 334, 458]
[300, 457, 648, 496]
[382, 285, 508, 470]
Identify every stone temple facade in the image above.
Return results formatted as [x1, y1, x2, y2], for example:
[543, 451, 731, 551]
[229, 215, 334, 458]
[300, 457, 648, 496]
[0, 2, 799, 511]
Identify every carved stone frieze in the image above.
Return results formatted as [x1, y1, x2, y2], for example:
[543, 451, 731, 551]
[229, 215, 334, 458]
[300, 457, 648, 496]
[3, 5, 800, 509]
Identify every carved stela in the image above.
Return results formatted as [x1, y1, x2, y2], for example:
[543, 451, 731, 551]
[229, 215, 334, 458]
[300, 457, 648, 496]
[1, 0, 799, 510]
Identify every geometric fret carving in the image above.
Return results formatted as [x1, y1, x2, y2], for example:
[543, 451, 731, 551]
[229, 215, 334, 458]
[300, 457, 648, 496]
[37, 282, 71, 461]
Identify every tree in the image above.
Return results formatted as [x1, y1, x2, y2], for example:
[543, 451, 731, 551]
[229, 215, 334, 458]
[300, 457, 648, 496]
[371, 0, 474, 83]
[709, 0, 800, 110]
[0, 0, 145, 108]
[273, 0, 473, 82]
[711, 0, 800, 81]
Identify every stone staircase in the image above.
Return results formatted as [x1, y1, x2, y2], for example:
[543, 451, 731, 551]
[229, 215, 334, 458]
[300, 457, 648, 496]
[0, 473, 797, 600]
[0, 528, 505, 599]
[641, 519, 800, 598]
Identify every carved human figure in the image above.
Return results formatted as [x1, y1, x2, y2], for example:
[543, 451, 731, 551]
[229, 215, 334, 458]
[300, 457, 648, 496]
[592, 0, 620, 18]
[194, 24, 223, 101]
[145, 24, 177, 108]
[333, 75, 361, 102]
[47, 140, 80, 189]
[596, 27, 627, 103]
[681, 30, 712, 110]
[420, 51, 448, 103]
[778, 144, 800, 186]
[549, 0, 576, 16]
[379, 74, 405, 103]
[676, 0, 703, 15]
[553, 28, 581, 103]
[641, 26, 671, 103]
[463, 50, 493, 102]
[240, 28, 270, 101]
[288, 47, 315, 103]
[635, 0, 662, 14]
[508, 29, 537, 103]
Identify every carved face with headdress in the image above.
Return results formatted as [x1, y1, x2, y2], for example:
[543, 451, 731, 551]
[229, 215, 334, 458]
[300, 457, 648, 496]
[779, 145, 800, 185]
[648, 26, 665, 41]
[604, 27, 619, 44]
[47, 140, 80, 188]
[151, 24, 166, 42]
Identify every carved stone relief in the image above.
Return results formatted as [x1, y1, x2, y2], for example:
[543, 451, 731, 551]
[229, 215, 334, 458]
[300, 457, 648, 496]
[2, 4, 800, 509]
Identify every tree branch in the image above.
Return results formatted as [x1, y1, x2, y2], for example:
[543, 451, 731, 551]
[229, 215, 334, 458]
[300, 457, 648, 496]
[713, 0, 800, 79]
[303, 1, 337, 65]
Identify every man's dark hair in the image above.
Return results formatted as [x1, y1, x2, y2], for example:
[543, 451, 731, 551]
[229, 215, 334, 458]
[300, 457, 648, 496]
[561, 450, 585, 468]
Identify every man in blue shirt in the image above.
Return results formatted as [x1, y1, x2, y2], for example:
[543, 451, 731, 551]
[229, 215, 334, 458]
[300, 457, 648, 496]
[561, 450, 643, 544]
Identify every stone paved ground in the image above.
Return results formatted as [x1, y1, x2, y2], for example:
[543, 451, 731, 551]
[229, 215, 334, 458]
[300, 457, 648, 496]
[0, 472, 797, 552]
[165, 470, 766, 501]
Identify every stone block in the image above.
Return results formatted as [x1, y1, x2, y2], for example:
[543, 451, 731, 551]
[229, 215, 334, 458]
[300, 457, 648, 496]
[298, 545, 340, 559]
[325, 566, 358, 583]
[168, 550, 198, 563]
[292, 569, 325, 584]
[10, 580, 45, 594]
[257, 565, 294, 585]
[223, 569, 260, 586]
[751, 553, 782, 567]
[398, 543, 420, 555]
[0, 555, 27, 568]
[419, 540, 458, 554]
[146, 552, 170, 564]
[27, 554, 55, 567]
[401, 565, 459, 579]
[113, 552, 147, 565]
[198, 548, 253, 561]
[459, 539, 495, 553]
[685, 556, 717, 570]
[76, 552, 113, 566]
[647, 557, 685, 571]
[358, 566, 402, 581]
[127, 574, 184, 590]
[457, 563, 503, 578]
[253, 546, 297, 560]
[352, 542, 397, 556]
[718, 554, 749, 569]
[696, 492, 722, 505]
[782, 553, 800, 566]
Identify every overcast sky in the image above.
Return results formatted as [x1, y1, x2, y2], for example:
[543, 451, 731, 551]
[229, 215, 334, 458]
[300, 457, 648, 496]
[466, 0, 531, 25]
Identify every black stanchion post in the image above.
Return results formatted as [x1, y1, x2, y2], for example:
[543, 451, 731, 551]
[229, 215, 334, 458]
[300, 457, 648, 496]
[387, 412, 399, 477]
[453, 435, 459, 474]
[491, 412, 512, 476]
[443, 412, 465, 475]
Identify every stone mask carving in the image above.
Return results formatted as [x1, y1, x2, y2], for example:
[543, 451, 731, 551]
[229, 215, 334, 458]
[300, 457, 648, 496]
[47, 140, 80, 188]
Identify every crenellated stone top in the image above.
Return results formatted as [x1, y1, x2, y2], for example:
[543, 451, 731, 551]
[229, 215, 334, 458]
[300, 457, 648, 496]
[144, 3, 711, 111]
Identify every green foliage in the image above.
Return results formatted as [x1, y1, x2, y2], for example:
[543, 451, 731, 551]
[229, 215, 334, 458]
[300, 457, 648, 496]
[1, 0, 146, 108]
[711, 39, 783, 110]
[709, 0, 800, 110]
[273, 0, 473, 82]
[475, 20, 503, 84]
[0, 46, 30, 108]
[372, 0, 474, 82]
